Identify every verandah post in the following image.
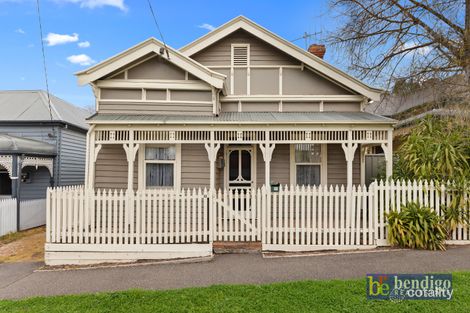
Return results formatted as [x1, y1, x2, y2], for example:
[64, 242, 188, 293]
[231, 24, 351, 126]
[342, 130, 358, 216]
[259, 130, 275, 245]
[381, 128, 393, 179]
[123, 130, 139, 236]
[204, 131, 220, 242]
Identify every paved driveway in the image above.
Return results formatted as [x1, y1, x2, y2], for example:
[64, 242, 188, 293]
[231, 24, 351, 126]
[1, 246, 470, 299]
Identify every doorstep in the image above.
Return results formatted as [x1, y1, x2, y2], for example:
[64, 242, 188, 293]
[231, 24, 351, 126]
[213, 241, 262, 254]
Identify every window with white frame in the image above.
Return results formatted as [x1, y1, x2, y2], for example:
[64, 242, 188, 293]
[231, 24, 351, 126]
[144, 146, 176, 188]
[294, 144, 322, 186]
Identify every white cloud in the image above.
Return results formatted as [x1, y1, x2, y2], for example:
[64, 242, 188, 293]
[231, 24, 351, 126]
[15, 28, 25, 34]
[402, 41, 431, 56]
[54, 0, 127, 11]
[198, 23, 215, 31]
[78, 41, 90, 48]
[66, 54, 95, 66]
[45, 32, 79, 46]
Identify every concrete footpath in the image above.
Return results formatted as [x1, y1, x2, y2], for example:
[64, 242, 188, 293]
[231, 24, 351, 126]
[1, 246, 470, 299]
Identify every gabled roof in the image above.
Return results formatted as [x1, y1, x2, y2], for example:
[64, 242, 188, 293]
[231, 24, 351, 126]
[181, 16, 383, 101]
[0, 90, 89, 130]
[75, 38, 227, 90]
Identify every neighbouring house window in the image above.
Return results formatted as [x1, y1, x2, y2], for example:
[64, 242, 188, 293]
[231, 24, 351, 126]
[145, 146, 175, 187]
[294, 144, 322, 186]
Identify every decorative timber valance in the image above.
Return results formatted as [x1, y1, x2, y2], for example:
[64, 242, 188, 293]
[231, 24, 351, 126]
[0, 155, 13, 177]
[0, 155, 54, 178]
[21, 157, 54, 177]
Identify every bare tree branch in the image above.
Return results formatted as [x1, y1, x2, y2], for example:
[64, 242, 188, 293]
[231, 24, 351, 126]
[327, 0, 468, 89]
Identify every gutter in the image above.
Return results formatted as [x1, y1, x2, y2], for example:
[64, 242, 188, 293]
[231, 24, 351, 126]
[0, 120, 89, 134]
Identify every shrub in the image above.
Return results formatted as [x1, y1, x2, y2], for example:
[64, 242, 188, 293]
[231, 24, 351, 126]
[394, 116, 470, 182]
[392, 116, 470, 239]
[386, 202, 447, 251]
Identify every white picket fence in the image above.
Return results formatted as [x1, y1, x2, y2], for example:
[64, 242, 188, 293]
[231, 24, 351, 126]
[374, 180, 469, 244]
[262, 184, 375, 251]
[0, 198, 16, 236]
[0, 198, 47, 236]
[46, 180, 470, 252]
[47, 187, 211, 245]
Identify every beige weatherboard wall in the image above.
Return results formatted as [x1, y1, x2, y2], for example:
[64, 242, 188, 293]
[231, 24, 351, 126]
[191, 29, 364, 114]
[75, 16, 393, 195]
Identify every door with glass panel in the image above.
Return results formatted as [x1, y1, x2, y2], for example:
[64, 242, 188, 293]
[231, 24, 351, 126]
[226, 145, 255, 191]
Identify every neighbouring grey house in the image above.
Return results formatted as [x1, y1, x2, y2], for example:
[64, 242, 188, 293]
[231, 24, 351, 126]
[366, 75, 468, 130]
[0, 90, 89, 234]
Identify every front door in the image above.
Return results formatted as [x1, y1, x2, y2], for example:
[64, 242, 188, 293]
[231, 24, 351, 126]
[226, 145, 255, 191]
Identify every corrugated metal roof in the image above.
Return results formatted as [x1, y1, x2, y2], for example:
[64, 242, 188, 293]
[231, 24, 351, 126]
[88, 112, 396, 124]
[0, 90, 90, 130]
[0, 134, 55, 156]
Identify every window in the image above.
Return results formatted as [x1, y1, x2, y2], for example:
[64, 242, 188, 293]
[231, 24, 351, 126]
[294, 144, 322, 186]
[144, 146, 176, 188]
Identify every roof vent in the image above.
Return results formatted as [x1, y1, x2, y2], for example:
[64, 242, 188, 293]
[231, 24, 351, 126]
[232, 45, 249, 66]
[308, 44, 326, 59]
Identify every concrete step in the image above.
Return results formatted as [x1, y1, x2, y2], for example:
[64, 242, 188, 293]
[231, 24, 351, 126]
[213, 241, 262, 254]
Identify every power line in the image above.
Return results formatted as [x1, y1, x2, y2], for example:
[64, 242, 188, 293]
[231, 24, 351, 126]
[291, 31, 323, 49]
[146, 0, 170, 60]
[35, 0, 54, 127]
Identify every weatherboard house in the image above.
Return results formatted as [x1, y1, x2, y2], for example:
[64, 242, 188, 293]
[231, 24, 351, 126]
[45, 16, 395, 265]
[0, 90, 88, 235]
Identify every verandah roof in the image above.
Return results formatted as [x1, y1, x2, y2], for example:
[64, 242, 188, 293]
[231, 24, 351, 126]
[0, 134, 56, 156]
[87, 112, 396, 125]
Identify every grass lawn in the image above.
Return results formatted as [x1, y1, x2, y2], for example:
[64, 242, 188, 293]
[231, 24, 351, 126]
[0, 272, 469, 313]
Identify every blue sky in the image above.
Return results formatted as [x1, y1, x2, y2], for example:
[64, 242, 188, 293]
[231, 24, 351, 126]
[1, 0, 342, 108]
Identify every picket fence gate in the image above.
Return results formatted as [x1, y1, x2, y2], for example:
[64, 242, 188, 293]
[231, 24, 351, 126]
[46, 180, 470, 253]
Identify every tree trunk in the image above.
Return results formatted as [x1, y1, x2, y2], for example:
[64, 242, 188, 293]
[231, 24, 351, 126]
[465, 0, 470, 86]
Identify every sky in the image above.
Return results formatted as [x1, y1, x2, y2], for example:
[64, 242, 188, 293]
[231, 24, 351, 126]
[0, 0, 342, 108]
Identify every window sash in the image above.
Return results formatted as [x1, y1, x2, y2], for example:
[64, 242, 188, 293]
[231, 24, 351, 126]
[146, 163, 174, 187]
[296, 164, 321, 186]
[295, 144, 321, 163]
[145, 146, 175, 161]
[144, 145, 176, 188]
[294, 144, 322, 186]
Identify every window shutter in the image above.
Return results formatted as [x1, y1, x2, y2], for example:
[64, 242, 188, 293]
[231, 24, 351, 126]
[232, 46, 249, 66]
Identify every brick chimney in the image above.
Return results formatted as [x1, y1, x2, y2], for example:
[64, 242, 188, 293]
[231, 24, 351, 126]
[308, 44, 326, 59]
